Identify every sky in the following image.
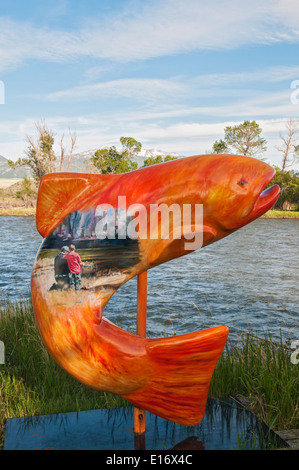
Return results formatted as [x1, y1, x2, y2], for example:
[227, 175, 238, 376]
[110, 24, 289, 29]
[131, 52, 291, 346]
[1, 0, 299, 169]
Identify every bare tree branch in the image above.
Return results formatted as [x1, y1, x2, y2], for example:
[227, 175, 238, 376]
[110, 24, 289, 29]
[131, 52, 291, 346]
[276, 118, 299, 172]
[67, 128, 77, 171]
[59, 134, 65, 172]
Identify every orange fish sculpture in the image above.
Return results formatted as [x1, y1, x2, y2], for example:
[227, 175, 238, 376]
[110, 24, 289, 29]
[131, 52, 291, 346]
[31, 154, 280, 426]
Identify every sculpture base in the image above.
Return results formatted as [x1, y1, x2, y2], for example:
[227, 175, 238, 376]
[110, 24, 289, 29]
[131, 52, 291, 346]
[4, 398, 287, 450]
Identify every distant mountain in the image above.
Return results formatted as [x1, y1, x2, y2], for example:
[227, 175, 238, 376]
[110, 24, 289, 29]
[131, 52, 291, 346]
[0, 155, 31, 179]
[0, 147, 182, 178]
[65, 149, 98, 172]
[132, 147, 181, 167]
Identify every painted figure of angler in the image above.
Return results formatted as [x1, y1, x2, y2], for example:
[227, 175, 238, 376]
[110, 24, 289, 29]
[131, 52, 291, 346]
[31, 154, 280, 426]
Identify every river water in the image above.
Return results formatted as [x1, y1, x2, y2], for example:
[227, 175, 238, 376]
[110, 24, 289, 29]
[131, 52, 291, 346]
[0, 216, 298, 342]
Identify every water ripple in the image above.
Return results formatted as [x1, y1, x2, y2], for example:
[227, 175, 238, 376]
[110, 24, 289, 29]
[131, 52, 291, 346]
[0, 216, 298, 341]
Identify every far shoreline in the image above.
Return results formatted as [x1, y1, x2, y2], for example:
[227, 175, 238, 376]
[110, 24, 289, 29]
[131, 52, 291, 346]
[0, 208, 299, 218]
[0, 209, 36, 217]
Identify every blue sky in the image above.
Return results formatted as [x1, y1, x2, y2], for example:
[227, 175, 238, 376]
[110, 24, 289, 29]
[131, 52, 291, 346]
[1, 0, 299, 169]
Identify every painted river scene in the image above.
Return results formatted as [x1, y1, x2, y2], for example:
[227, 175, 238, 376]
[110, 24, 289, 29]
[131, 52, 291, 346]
[1, 215, 298, 343]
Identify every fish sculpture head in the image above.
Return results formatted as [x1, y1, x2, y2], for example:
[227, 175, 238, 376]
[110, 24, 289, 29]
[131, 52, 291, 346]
[197, 154, 280, 233]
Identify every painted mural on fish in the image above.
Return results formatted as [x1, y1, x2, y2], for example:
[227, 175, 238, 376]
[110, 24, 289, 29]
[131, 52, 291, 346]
[31, 154, 280, 426]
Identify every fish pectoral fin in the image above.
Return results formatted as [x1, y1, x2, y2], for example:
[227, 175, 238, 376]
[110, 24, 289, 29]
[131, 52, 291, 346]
[36, 173, 121, 237]
[124, 326, 229, 426]
[182, 223, 216, 248]
[149, 224, 216, 266]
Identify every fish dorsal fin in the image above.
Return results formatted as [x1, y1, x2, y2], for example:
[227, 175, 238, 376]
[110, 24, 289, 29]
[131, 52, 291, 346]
[36, 172, 121, 238]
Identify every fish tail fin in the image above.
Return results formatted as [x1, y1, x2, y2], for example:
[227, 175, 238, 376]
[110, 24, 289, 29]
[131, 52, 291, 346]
[124, 326, 229, 426]
[36, 173, 122, 237]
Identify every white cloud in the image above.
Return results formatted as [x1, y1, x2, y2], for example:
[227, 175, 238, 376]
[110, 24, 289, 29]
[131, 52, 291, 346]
[38, 63, 299, 116]
[0, 17, 78, 72]
[1, 0, 299, 71]
[101, 87, 298, 122]
[46, 78, 186, 102]
[193, 66, 299, 87]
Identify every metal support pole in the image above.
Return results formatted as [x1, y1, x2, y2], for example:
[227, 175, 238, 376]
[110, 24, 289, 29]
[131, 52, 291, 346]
[136, 270, 147, 338]
[134, 271, 147, 440]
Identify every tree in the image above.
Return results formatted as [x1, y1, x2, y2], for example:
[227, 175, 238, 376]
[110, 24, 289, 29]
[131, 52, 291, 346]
[276, 118, 299, 172]
[141, 154, 177, 168]
[212, 139, 228, 154]
[15, 176, 37, 207]
[164, 155, 178, 163]
[8, 121, 56, 183]
[212, 120, 267, 158]
[89, 137, 140, 174]
[268, 167, 299, 209]
[59, 128, 77, 172]
[8, 120, 77, 183]
[119, 137, 142, 159]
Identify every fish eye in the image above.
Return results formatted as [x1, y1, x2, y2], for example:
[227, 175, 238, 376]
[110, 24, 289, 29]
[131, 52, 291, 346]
[237, 177, 248, 187]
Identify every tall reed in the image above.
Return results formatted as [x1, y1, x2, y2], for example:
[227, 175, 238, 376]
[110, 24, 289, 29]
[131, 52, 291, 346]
[0, 297, 128, 449]
[209, 331, 299, 431]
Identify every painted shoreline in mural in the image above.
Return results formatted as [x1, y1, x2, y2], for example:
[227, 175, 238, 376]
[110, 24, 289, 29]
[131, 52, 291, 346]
[31, 154, 280, 426]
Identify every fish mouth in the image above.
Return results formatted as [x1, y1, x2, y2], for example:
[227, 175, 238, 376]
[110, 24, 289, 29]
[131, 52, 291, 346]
[251, 183, 280, 218]
[232, 168, 280, 230]
[245, 167, 280, 225]
[251, 164, 280, 219]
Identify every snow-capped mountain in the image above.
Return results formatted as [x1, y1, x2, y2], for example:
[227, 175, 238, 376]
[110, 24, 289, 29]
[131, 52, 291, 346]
[133, 148, 181, 166]
[0, 147, 182, 178]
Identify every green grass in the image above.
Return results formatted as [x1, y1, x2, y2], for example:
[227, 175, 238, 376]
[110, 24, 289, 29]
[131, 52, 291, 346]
[0, 297, 129, 450]
[262, 209, 299, 218]
[0, 298, 298, 450]
[0, 207, 36, 216]
[209, 332, 299, 432]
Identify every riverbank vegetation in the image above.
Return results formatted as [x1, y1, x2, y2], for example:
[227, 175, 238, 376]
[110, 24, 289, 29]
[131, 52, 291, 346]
[0, 177, 37, 215]
[269, 167, 299, 211]
[0, 207, 36, 216]
[0, 298, 298, 450]
[1, 205, 298, 218]
[262, 209, 299, 218]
